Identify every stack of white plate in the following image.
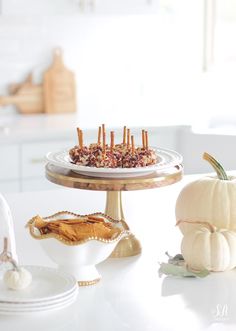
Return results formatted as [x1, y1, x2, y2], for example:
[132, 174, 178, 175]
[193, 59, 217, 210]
[0, 265, 78, 314]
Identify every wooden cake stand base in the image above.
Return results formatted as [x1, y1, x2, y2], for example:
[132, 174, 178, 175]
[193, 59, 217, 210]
[45, 163, 183, 258]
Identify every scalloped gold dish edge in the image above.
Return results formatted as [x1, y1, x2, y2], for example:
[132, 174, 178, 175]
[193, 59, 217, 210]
[26, 211, 130, 246]
[78, 278, 101, 286]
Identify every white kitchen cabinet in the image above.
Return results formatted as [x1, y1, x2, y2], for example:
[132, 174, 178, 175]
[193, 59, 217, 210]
[0, 180, 20, 193]
[0, 144, 20, 180]
[21, 140, 74, 179]
[0, 113, 77, 193]
[90, 0, 159, 15]
[2, 0, 79, 15]
[21, 177, 60, 192]
[178, 128, 236, 175]
[0, 139, 74, 193]
[1, 0, 159, 15]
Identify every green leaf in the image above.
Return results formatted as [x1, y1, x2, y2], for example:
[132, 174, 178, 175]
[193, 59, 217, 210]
[158, 262, 210, 278]
[165, 252, 185, 266]
[189, 268, 210, 278]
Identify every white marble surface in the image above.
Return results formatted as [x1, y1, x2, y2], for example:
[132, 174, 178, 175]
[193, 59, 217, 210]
[0, 113, 183, 144]
[0, 113, 78, 143]
[0, 175, 235, 331]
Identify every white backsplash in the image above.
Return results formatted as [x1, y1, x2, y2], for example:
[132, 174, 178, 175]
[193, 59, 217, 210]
[0, 0, 204, 128]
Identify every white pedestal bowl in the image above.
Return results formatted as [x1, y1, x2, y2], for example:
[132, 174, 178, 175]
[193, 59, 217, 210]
[27, 212, 129, 286]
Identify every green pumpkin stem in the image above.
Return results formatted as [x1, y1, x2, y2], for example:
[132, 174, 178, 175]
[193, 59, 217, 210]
[203, 152, 228, 181]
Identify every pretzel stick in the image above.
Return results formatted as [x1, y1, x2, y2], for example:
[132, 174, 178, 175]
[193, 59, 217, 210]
[79, 129, 83, 149]
[123, 126, 127, 145]
[145, 131, 149, 150]
[142, 129, 146, 149]
[127, 128, 131, 148]
[102, 124, 105, 140]
[102, 124, 106, 154]
[76, 127, 80, 146]
[110, 131, 114, 152]
[131, 135, 135, 155]
[98, 126, 101, 145]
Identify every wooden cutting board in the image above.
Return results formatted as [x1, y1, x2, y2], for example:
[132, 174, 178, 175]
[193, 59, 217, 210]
[0, 74, 43, 114]
[43, 48, 76, 114]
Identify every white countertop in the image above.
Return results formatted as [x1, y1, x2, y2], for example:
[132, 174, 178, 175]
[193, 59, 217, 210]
[0, 175, 234, 331]
[0, 113, 187, 144]
[0, 113, 78, 143]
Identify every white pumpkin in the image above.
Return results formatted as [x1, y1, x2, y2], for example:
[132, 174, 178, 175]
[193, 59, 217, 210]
[4, 267, 32, 290]
[176, 152, 236, 234]
[179, 220, 236, 272]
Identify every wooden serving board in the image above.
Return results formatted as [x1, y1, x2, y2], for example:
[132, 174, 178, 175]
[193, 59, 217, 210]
[0, 74, 43, 114]
[43, 48, 76, 114]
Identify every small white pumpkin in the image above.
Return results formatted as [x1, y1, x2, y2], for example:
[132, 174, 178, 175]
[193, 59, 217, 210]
[4, 267, 32, 290]
[178, 220, 236, 272]
[176, 152, 236, 234]
[0, 238, 32, 290]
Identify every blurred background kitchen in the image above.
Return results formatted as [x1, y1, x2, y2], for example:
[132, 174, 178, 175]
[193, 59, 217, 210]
[0, 0, 236, 193]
